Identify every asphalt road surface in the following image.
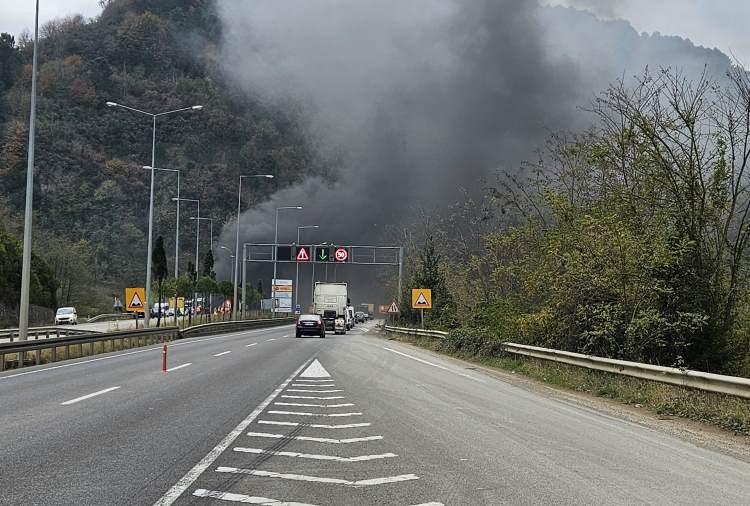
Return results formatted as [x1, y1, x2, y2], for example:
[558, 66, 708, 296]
[1, 321, 749, 505]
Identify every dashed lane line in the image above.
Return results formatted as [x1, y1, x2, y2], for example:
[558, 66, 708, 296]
[60, 386, 121, 406]
[233, 447, 397, 462]
[266, 338, 277, 342]
[214, 351, 232, 357]
[257, 421, 371, 429]
[216, 467, 420, 487]
[275, 402, 355, 408]
[192, 489, 316, 505]
[267, 410, 362, 417]
[246, 432, 382, 444]
[166, 363, 192, 372]
[246, 343, 258, 348]
[281, 395, 345, 400]
[152, 358, 313, 506]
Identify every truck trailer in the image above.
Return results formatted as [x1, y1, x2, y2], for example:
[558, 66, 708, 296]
[313, 282, 349, 332]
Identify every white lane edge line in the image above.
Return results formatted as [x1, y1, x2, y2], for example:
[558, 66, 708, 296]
[152, 358, 313, 506]
[257, 421, 371, 429]
[0, 326, 293, 381]
[233, 447, 397, 462]
[192, 489, 317, 506]
[166, 363, 192, 372]
[216, 467, 419, 487]
[60, 386, 121, 406]
[246, 432, 382, 444]
[213, 351, 232, 357]
[383, 347, 485, 383]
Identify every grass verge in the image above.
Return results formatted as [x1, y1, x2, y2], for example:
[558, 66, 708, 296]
[387, 333, 750, 437]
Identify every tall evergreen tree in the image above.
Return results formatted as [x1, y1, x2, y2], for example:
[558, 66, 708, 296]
[152, 236, 168, 326]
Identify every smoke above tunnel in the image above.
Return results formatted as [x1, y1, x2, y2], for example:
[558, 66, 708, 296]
[214, 0, 582, 258]
[213, 0, 732, 305]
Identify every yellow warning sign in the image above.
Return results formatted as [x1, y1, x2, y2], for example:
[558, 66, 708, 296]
[126, 287, 146, 313]
[411, 288, 432, 309]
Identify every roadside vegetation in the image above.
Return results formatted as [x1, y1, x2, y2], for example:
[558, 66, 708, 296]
[395, 68, 750, 379]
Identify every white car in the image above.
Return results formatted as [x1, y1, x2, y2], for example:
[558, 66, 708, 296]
[55, 307, 78, 325]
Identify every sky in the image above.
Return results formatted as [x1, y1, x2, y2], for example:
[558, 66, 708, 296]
[2, 1, 749, 66]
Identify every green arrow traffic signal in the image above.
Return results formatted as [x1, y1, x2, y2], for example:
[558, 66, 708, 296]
[316, 247, 329, 261]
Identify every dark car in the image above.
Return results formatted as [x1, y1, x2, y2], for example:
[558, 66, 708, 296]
[296, 314, 326, 338]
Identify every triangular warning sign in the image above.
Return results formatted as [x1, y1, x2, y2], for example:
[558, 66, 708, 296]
[388, 301, 399, 313]
[300, 359, 330, 378]
[296, 247, 310, 261]
[129, 292, 143, 308]
[415, 293, 429, 306]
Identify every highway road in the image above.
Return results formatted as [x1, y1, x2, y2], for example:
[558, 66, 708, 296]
[1, 321, 749, 505]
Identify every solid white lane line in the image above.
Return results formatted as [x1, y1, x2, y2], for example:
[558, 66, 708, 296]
[214, 351, 232, 357]
[152, 358, 312, 506]
[290, 383, 335, 387]
[383, 347, 485, 383]
[234, 447, 397, 462]
[60, 386, 120, 406]
[286, 389, 343, 393]
[246, 343, 258, 348]
[0, 327, 293, 381]
[246, 432, 382, 444]
[258, 421, 371, 429]
[192, 489, 316, 506]
[216, 467, 419, 487]
[299, 359, 330, 378]
[268, 410, 362, 417]
[281, 395, 345, 400]
[166, 363, 192, 372]
[274, 402, 354, 408]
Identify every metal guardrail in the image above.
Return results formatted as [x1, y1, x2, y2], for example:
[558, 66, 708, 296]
[383, 325, 750, 399]
[85, 313, 136, 323]
[0, 326, 96, 342]
[0, 317, 296, 372]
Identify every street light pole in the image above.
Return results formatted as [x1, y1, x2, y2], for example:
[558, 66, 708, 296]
[233, 174, 274, 320]
[273, 206, 303, 281]
[107, 102, 202, 328]
[173, 197, 199, 315]
[143, 166, 179, 280]
[18, 0, 40, 343]
[296, 226, 319, 309]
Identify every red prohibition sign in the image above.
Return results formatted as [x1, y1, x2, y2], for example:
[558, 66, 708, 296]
[334, 247, 349, 262]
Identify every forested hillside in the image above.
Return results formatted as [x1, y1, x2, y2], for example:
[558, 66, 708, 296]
[0, 0, 325, 314]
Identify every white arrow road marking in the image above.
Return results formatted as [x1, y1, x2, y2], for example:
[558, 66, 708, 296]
[192, 489, 316, 505]
[214, 351, 232, 357]
[281, 395, 345, 400]
[234, 447, 397, 462]
[61, 386, 120, 406]
[286, 389, 343, 393]
[274, 402, 354, 408]
[268, 411, 361, 417]
[166, 363, 191, 372]
[299, 359, 330, 378]
[246, 432, 382, 444]
[257, 421, 371, 429]
[153, 359, 312, 506]
[216, 467, 419, 487]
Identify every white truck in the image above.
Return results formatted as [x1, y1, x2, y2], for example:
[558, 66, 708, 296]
[313, 282, 349, 332]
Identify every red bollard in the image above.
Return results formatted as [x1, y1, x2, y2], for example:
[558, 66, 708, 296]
[162, 344, 167, 372]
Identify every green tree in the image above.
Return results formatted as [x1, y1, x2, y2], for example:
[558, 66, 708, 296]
[152, 236, 168, 325]
[203, 249, 215, 279]
[195, 275, 218, 322]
